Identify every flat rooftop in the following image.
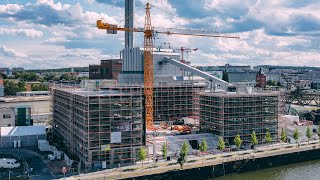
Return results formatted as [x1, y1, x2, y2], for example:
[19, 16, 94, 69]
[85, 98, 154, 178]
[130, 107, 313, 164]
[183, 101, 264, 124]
[57, 88, 136, 97]
[3, 96, 51, 102]
[1, 126, 46, 137]
[200, 91, 279, 97]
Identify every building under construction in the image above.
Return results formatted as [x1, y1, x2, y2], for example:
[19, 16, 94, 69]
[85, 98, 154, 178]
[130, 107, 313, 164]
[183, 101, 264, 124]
[199, 91, 279, 145]
[52, 87, 144, 167]
[51, 0, 233, 168]
[152, 77, 207, 124]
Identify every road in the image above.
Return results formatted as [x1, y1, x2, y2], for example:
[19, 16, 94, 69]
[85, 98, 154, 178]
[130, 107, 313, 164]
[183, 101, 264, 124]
[0, 148, 56, 180]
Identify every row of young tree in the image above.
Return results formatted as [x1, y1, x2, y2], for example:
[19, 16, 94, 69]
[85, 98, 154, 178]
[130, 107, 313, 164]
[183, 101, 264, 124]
[136, 126, 319, 169]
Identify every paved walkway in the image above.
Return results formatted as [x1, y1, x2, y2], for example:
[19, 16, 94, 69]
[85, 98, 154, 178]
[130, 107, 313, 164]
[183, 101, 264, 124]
[61, 141, 320, 180]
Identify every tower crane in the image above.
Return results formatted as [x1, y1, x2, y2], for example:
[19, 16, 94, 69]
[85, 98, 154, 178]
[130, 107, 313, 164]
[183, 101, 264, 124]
[175, 47, 198, 64]
[175, 47, 198, 76]
[97, 3, 240, 129]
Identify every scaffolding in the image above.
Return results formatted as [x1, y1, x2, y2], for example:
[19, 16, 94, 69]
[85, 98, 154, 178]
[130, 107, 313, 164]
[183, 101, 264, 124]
[153, 82, 207, 125]
[52, 78, 208, 167]
[52, 86, 144, 168]
[199, 92, 279, 145]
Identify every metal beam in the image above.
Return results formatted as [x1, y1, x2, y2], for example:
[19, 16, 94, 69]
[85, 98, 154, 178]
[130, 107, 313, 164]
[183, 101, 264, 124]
[161, 57, 231, 90]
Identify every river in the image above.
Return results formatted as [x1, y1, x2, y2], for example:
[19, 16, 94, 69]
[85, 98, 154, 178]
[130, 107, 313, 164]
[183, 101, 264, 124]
[212, 159, 320, 180]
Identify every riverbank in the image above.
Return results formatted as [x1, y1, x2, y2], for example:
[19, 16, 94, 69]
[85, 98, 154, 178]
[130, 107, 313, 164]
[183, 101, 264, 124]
[67, 141, 320, 180]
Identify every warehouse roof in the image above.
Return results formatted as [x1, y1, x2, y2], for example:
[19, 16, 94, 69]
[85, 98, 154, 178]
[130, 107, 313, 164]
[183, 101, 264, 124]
[1, 126, 46, 137]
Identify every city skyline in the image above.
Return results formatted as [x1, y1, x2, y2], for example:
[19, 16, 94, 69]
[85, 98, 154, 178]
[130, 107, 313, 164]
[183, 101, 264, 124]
[0, 0, 319, 69]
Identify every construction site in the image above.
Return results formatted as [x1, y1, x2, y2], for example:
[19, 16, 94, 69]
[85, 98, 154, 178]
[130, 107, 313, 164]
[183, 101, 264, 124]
[53, 86, 144, 168]
[199, 91, 279, 145]
[51, 0, 281, 169]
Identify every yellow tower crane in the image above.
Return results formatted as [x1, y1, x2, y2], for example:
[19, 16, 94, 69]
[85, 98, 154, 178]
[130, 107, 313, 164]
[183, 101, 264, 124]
[97, 3, 240, 129]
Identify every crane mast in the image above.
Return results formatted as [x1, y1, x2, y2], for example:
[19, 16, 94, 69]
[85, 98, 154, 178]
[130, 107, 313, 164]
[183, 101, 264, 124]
[96, 3, 239, 129]
[144, 3, 154, 128]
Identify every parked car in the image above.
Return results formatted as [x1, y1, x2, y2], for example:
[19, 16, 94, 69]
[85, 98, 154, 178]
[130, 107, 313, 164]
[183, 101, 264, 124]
[0, 158, 20, 169]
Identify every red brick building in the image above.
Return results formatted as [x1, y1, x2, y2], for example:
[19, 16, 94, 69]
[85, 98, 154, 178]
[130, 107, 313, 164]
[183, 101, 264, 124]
[256, 68, 267, 88]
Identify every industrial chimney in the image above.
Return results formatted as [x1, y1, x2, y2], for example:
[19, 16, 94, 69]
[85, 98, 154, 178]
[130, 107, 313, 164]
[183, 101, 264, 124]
[125, 0, 134, 48]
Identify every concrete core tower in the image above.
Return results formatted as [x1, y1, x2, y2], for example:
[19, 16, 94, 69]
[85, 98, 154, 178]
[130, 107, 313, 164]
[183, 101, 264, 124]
[125, 0, 134, 48]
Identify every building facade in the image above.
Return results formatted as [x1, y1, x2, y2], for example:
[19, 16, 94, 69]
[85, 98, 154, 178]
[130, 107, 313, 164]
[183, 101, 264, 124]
[118, 47, 181, 84]
[0, 96, 51, 126]
[152, 77, 207, 124]
[89, 59, 122, 80]
[256, 68, 267, 88]
[0, 126, 46, 148]
[52, 87, 144, 167]
[15, 105, 32, 126]
[0, 107, 15, 127]
[0, 74, 4, 97]
[200, 92, 279, 145]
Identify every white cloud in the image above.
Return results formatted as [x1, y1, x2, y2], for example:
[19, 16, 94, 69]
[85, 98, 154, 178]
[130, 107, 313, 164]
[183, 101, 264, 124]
[86, 0, 95, 4]
[0, 4, 22, 14]
[0, 27, 43, 38]
[0, 45, 27, 58]
[1, 0, 320, 68]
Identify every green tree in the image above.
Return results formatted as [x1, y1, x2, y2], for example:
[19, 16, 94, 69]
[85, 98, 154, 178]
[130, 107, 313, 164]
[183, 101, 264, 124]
[59, 73, 77, 81]
[177, 140, 189, 169]
[222, 71, 229, 82]
[267, 80, 277, 86]
[276, 81, 282, 87]
[234, 134, 243, 151]
[3, 80, 26, 96]
[18, 82, 26, 92]
[306, 126, 312, 143]
[0, 73, 7, 79]
[4, 81, 18, 96]
[280, 128, 287, 144]
[137, 147, 147, 168]
[199, 138, 208, 165]
[217, 137, 225, 151]
[44, 74, 58, 81]
[251, 131, 258, 148]
[31, 84, 49, 91]
[265, 129, 272, 149]
[15, 72, 39, 81]
[293, 128, 300, 145]
[161, 142, 167, 160]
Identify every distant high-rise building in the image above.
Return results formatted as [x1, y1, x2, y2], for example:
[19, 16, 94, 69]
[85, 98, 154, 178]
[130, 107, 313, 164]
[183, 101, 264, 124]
[89, 59, 122, 80]
[125, 0, 134, 48]
[0, 74, 4, 97]
[0, 68, 12, 76]
[12, 67, 24, 74]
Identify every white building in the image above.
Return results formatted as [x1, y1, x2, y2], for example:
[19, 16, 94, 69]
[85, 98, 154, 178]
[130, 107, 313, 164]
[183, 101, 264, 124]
[0, 107, 15, 127]
[0, 126, 46, 148]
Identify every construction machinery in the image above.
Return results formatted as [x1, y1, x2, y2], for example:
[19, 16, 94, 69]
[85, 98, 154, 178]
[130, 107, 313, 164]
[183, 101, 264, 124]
[175, 47, 198, 76]
[97, 3, 240, 129]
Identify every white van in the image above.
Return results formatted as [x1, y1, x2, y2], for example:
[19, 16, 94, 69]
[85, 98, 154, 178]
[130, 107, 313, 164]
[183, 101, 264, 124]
[0, 158, 20, 169]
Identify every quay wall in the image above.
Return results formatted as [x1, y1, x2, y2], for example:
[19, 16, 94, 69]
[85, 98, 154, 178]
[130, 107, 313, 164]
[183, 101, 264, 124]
[128, 147, 320, 180]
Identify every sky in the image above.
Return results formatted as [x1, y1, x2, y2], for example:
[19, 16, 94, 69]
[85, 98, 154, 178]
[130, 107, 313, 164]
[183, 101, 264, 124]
[0, 0, 319, 69]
